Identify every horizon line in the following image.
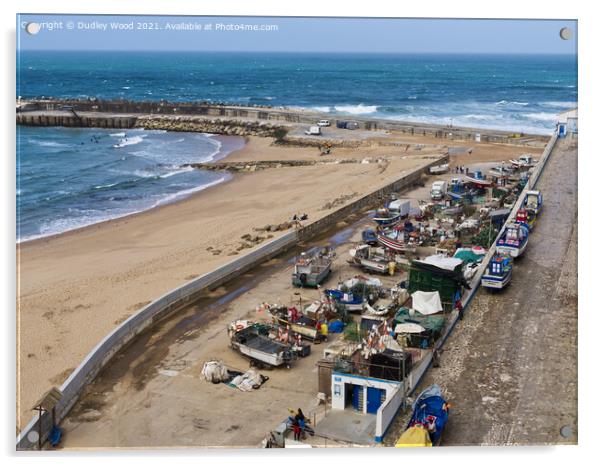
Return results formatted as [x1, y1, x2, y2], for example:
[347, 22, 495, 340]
[18, 49, 577, 55]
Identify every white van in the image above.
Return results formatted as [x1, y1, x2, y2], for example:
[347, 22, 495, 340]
[304, 126, 322, 136]
[317, 120, 331, 127]
[430, 181, 448, 200]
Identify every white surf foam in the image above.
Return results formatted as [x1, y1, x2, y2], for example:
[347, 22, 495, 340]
[333, 104, 379, 115]
[18, 174, 232, 243]
[112, 135, 145, 148]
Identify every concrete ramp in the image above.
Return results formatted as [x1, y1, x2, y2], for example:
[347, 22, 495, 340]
[314, 409, 376, 445]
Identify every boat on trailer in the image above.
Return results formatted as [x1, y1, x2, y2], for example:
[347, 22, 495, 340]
[496, 221, 529, 258]
[292, 247, 334, 288]
[229, 321, 294, 368]
[268, 305, 326, 343]
[373, 208, 401, 227]
[481, 253, 513, 290]
[348, 244, 395, 275]
[377, 228, 417, 254]
[324, 289, 365, 312]
[524, 190, 543, 216]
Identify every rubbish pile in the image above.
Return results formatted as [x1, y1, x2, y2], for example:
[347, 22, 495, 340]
[201, 360, 269, 391]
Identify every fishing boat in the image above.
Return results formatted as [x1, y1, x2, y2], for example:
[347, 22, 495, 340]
[376, 228, 418, 254]
[515, 207, 536, 230]
[348, 244, 394, 275]
[447, 178, 473, 201]
[488, 164, 513, 178]
[464, 170, 493, 188]
[395, 384, 450, 447]
[228, 321, 294, 368]
[268, 305, 326, 343]
[292, 247, 334, 288]
[496, 221, 529, 258]
[324, 289, 365, 312]
[373, 208, 401, 227]
[509, 154, 536, 169]
[481, 253, 513, 290]
[524, 190, 543, 215]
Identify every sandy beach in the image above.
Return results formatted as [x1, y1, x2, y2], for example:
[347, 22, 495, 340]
[16, 131, 536, 430]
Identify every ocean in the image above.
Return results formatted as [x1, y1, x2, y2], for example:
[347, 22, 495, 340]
[16, 126, 242, 242]
[16, 51, 577, 241]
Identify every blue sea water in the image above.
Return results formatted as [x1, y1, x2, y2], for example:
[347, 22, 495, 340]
[18, 51, 577, 135]
[16, 51, 577, 241]
[17, 126, 240, 241]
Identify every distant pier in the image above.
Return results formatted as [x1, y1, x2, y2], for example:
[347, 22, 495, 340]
[16, 98, 549, 146]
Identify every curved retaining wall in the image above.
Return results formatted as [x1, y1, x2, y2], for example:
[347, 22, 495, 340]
[17, 155, 447, 450]
[16, 232, 297, 450]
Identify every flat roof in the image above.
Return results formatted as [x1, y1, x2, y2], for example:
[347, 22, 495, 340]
[558, 108, 578, 123]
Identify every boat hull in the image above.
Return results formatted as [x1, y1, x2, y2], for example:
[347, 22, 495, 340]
[232, 342, 287, 367]
[481, 271, 512, 289]
[496, 239, 528, 258]
[351, 257, 390, 274]
[292, 267, 331, 287]
[374, 215, 401, 227]
[377, 233, 414, 253]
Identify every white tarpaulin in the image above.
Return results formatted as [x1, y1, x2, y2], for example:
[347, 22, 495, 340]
[344, 276, 382, 288]
[418, 255, 463, 271]
[411, 291, 443, 315]
[394, 322, 426, 334]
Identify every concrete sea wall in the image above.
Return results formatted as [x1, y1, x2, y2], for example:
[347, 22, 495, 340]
[17, 98, 549, 145]
[16, 154, 447, 450]
[371, 131, 559, 444]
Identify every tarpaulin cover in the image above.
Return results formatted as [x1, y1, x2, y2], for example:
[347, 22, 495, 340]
[393, 308, 445, 333]
[418, 255, 464, 271]
[328, 320, 344, 333]
[407, 384, 450, 445]
[411, 291, 443, 315]
[394, 322, 426, 334]
[411, 257, 470, 289]
[453, 248, 484, 264]
[395, 425, 433, 447]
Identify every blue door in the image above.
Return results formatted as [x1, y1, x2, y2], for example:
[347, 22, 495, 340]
[352, 385, 363, 411]
[366, 387, 385, 414]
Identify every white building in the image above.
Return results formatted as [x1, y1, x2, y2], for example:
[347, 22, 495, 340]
[557, 108, 578, 138]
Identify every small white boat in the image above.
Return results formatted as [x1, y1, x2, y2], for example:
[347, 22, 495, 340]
[348, 245, 394, 274]
[524, 190, 543, 216]
[374, 208, 401, 227]
[509, 155, 536, 169]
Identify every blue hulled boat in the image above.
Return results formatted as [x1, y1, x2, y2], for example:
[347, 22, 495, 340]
[496, 221, 529, 258]
[481, 253, 513, 290]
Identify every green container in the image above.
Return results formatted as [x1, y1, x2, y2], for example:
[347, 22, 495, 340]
[408, 267, 459, 308]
